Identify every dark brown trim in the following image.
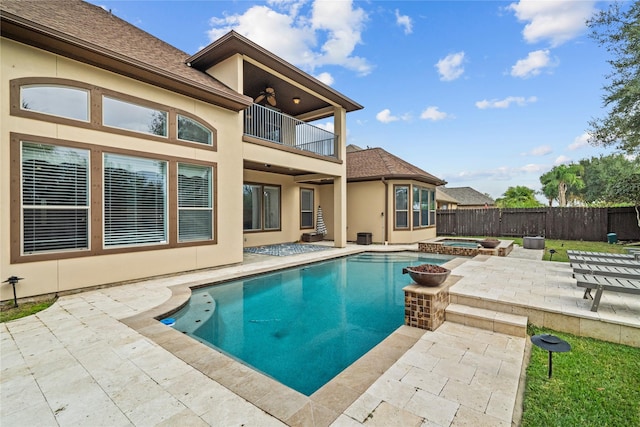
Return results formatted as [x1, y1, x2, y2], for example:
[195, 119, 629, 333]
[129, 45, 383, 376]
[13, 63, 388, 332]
[347, 174, 445, 186]
[10, 77, 218, 151]
[10, 132, 218, 264]
[243, 135, 342, 164]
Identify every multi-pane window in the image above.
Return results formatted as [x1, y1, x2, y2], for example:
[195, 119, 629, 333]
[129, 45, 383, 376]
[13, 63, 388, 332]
[430, 189, 436, 225]
[21, 142, 90, 254]
[413, 186, 431, 228]
[178, 164, 213, 242]
[395, 185, 409, 228]
[103, 154, 167, 247]
[300, 188, 314, 229]
[103, 96, 168, 137]
[20, 85, 89, 122]
[243, 184, 281, 231]
[178, 115, 212, 145]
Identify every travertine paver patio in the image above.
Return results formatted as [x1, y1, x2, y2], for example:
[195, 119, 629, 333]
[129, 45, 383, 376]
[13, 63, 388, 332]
[1, 244, 638, 426]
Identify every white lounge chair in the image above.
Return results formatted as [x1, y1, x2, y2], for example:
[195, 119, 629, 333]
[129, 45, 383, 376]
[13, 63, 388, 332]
[572, 263, 640, 280]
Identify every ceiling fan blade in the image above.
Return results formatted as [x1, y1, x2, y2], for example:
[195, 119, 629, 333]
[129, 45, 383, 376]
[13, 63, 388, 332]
[254, 94, 265, 103]
[267, 96, 277, 106]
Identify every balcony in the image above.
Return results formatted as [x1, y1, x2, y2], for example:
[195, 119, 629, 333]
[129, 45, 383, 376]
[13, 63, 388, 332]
[243, 104, 338, 159]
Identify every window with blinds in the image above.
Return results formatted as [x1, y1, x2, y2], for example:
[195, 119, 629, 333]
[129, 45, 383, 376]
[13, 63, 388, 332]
[21, 142, 90, 254]
[103, 154, 167, 247]
[178, 164, 213, 242]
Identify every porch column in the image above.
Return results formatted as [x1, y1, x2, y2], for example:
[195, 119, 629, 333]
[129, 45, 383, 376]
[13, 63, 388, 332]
[333, 106, 347, 248]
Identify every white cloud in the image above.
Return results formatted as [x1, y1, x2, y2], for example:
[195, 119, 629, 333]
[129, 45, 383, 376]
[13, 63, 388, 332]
[376, 109, 400, 123]
[207, 1, 372, 75]
[554, 155, 572, 165]
[508, 0, 597, 47]
[315, 121, 334, 133]
[435, 52, 465, 81]
[511, 49, 555, 78]
[395, 9, 413, 34]
[523, 145, 552, 156]
[445, 163, 546, 182]
[568, 132, 590, 150]
[420, 106, 450, 121]
[376, 109, 411, 123]
[475, 96, 537, 109]
[314, 72, 334, 86]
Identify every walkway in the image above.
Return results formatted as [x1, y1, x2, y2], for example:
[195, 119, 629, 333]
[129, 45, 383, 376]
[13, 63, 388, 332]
[1, 244, 638, 426]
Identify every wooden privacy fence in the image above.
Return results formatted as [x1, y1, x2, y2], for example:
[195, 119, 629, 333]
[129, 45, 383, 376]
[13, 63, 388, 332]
[436, 207, 640, 242]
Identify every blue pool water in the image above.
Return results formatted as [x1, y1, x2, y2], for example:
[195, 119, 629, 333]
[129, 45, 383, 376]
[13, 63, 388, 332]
[441, 240, 479, 248]
[172, 252, 453, 395]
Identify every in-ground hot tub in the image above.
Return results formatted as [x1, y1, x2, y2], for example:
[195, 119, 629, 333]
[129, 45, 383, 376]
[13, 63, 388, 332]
[419, 237, 514, 257]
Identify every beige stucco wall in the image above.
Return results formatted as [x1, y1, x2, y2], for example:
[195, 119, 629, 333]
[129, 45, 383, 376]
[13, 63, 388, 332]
[242, 170, 325, 247]
[1, 39, 245, 300]
[346, 181, 386, 243]
[347, 179, 438, 245]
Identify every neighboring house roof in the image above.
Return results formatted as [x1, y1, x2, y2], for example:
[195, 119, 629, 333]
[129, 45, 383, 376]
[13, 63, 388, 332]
[438, 186, 495, 206]
[0, 0, 253, 111]
[436, 188, 459, 204]
[347, 147, 446, 186]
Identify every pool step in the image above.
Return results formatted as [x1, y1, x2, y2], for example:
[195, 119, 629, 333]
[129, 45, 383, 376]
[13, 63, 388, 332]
[445, 304, 528, 337]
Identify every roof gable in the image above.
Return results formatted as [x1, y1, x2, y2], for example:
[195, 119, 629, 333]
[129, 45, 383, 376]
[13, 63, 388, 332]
[0, 0, 252, 111]
[347, 147, 445, 186]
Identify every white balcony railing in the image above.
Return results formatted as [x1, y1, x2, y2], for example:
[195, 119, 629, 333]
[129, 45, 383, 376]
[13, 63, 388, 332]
[244, 104, 338, 159]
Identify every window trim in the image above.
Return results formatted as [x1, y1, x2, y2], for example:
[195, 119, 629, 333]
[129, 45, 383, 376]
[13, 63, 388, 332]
[10, 132, 217, 264]
[412, 185, 434, 230]
[300, 188, 314, 230]
[10, 77, 217, 151]
[242, 182, 282, 233]
[393, 184, 409, 230]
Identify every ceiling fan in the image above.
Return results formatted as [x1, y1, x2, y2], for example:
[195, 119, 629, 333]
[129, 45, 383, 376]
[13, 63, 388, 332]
[254, 87, 276, 106]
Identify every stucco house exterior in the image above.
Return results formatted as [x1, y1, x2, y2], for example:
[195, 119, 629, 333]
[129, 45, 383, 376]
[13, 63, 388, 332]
[0, 0, 362, 300]
[436, 188, 459, 210]
[346, 146, 446, 244]
[437, 186, 495, 209]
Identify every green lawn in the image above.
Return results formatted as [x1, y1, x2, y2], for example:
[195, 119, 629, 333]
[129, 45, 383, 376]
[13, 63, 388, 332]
[523, 326, 640, 426]
[0, 298, 57, 323]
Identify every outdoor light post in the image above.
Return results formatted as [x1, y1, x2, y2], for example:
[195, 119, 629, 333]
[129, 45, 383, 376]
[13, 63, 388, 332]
[3, 276, 24, 307]
[531, 334, 571, 378]
[549, 249, 557, 261]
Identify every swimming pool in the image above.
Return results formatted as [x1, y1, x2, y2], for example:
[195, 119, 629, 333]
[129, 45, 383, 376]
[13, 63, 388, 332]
[171, 251, 453, 395]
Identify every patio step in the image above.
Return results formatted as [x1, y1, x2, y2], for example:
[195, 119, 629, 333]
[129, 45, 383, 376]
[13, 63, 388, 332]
[445, 304, 528, 337]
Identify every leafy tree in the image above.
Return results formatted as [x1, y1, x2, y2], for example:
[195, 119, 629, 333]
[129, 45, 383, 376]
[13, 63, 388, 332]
[608, 169, 640, 228]
[539, 164, 585, 207]
[579, 154, 640, 204]
[587, 1, 640, 155]
[539, 179, 559, 207]
[495, 186, 543, 208]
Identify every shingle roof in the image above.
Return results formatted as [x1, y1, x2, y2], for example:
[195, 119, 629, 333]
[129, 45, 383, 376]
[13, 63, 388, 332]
[347, 147, 445, 185]
[437, 187, 495, 206]
[0, 0, 252, 111]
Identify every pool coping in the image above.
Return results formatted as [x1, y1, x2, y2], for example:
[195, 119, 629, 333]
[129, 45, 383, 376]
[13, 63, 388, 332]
[121, 249, 464, 426]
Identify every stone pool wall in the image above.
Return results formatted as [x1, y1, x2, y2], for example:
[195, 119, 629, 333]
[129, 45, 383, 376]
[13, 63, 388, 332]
[403, 283, 450, 331]
[418, 239, 514, 257]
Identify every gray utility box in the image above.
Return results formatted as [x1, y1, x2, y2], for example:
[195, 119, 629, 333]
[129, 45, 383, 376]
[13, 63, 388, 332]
[523, 236, 545, 249]
[357, 232, 372, 245]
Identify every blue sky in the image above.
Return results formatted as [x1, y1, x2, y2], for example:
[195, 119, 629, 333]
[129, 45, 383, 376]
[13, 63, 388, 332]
[88, 0, 620, 201]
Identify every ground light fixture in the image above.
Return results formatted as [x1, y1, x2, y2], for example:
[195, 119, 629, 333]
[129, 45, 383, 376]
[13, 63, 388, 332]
[549, 248, 557, 261]
[3, 276, 24, 307]
[531, 334, 571, 378]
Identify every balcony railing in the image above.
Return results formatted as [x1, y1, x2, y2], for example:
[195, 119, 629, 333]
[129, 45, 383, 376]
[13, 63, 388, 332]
[243, 104, 338, 159]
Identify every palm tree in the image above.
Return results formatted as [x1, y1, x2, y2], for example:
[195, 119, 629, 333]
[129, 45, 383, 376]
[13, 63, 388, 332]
[539, 164, 585, 207]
